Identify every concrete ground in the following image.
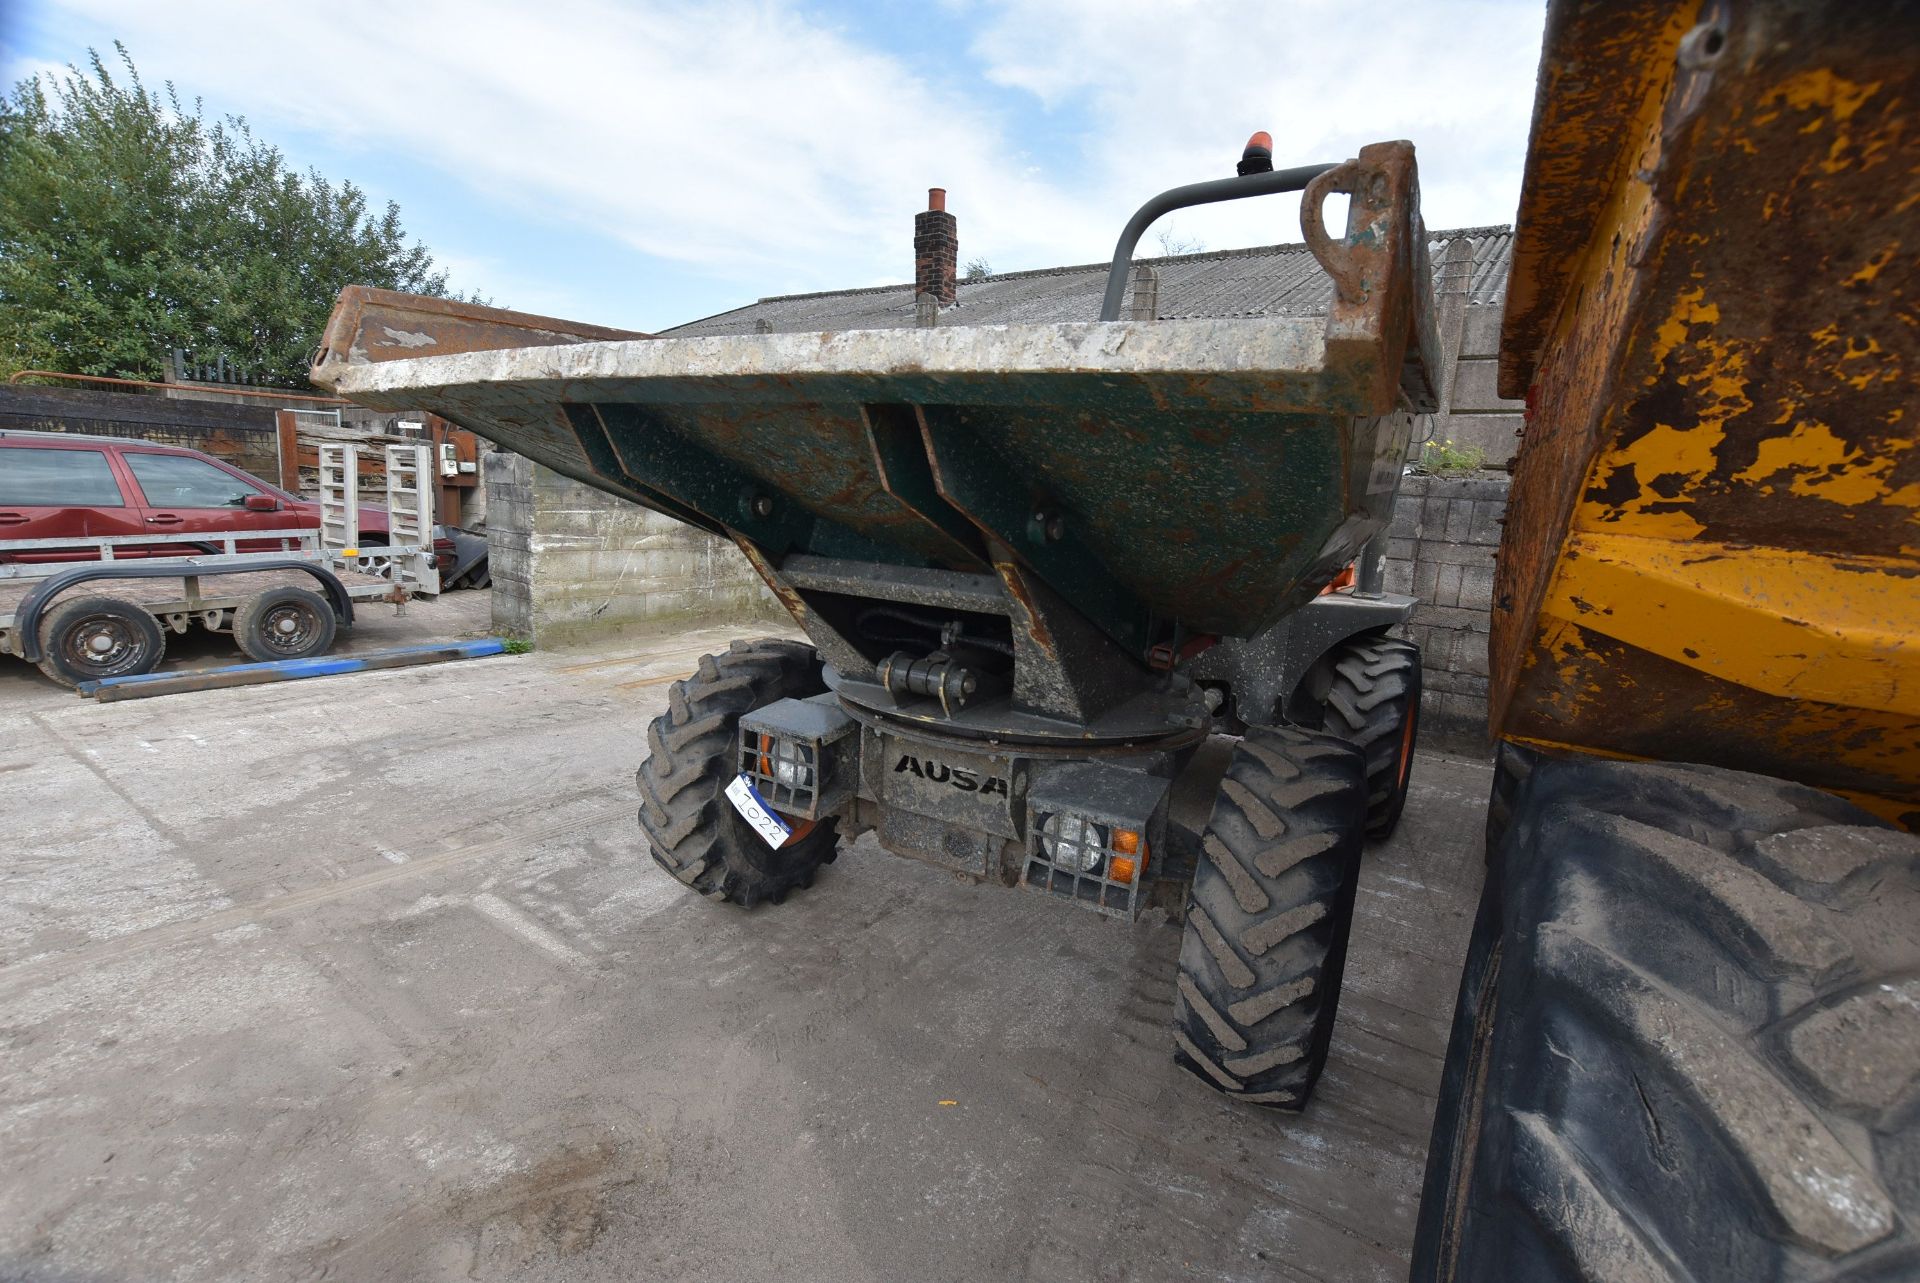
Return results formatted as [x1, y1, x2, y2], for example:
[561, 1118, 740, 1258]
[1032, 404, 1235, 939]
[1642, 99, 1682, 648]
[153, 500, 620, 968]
[0, 615, 1490, 1283]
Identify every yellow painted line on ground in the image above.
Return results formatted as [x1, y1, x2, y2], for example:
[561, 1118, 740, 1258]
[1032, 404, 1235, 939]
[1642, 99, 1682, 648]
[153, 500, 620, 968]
[555, 653, 656, 674]
[614, 670, 693, 691]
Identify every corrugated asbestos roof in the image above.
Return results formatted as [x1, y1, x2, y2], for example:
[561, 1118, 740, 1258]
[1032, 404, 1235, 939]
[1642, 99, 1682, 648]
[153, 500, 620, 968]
[668, 225, 1512, 337]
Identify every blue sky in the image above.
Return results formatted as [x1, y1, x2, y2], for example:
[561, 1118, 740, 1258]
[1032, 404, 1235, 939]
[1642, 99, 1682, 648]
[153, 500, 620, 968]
[2, 1, 1548, 333]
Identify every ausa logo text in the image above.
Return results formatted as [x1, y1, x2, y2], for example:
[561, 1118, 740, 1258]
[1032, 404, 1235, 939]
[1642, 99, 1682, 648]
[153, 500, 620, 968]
[894, 754, 1009, 796]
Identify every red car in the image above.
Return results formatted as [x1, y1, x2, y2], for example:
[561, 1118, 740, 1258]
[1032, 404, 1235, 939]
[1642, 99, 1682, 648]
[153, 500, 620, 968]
[0, 430, 450, 567]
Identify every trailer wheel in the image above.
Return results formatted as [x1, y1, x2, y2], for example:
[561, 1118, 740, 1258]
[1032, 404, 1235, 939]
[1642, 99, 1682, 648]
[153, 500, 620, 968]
[1315, 634, 1421, 838]
[1172, 724, 1368, 1109]
[34, 595, 167, 687]
[1412, 756, 1920, 1283]
[233, 586, 338, 662]
[637, 638, 839, 908]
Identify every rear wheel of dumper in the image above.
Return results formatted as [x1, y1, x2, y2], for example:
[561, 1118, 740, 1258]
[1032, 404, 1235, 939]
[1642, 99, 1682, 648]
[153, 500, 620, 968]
[1315, 634, 1421, 839]
[637, 638, 840, 908]
[1411, 755, 1920, 1283]
[1171, 725, 1368, 1109]
[34, 595, 166, 688]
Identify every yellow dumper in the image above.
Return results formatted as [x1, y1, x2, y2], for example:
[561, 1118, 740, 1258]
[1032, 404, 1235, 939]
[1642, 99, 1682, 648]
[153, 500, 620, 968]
[1413, 2, 1919, 1279]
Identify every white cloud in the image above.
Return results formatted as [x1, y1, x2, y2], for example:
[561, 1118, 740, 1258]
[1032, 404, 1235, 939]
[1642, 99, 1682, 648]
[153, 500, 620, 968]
[3, 54, 82, 97]
[42, 0, 1099, 296]
[36, 0, 1544, 323]
[964, 0, 1546, 250]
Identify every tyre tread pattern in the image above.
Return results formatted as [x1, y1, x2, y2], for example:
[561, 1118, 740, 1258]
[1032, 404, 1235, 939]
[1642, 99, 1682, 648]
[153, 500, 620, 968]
[233, 585, 337, 663]
[1484, 738, 1535, 862]
[635, 638, 837, 908]
[1172, 724, 1367, 1109]
[1416, 756, 1920, 1282]
[1317, 635, 1421, 838]
[33, 594, 166, 687]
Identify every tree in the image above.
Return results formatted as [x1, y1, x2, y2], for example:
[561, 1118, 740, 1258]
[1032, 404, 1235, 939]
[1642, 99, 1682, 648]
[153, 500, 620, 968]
[1153, 227, 1206, 257]
[963, 257, 993, 280]
[0, 45, 463, 387]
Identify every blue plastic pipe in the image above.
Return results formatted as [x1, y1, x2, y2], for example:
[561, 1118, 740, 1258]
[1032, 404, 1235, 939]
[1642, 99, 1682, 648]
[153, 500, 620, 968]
[77, 638, 510, 701]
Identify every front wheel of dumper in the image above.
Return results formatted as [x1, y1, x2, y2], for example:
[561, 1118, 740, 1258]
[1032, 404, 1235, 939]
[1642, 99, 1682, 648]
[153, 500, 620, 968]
[1315, 634, 1421, 840]
[636, 638, 840, 908]
[1171, 724, 1368, 1109]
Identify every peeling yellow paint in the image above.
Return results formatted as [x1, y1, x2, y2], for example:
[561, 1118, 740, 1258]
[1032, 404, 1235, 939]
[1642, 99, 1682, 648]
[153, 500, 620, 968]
[1648, 288, 1720, 371]
[1506, 731, 1917, 829]
[1825, 789, 1917, 829]
[1497, 4, 1917, 823]
[1534, 615, 1602, 718]
[1548, 531, 1920, 717]
[1542, 615, 1587, 668]
[1733, 420, 1913, 506]
[1582, 287, 1763, 536]
[1734, 418, 1848, 481]
[1647, 290, 1752, 417]
[1765, 70, 1884, 176]
[1628, 422, 1725, 479]
[1767, 69, 1880, 122]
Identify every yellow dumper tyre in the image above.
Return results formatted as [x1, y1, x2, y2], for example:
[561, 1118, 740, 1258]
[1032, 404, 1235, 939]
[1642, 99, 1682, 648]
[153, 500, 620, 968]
[1413, 756, 1920, 1282]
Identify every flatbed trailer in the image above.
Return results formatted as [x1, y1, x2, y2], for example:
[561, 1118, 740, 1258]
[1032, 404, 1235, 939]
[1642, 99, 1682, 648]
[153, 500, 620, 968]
[0, 529, 436, 686]
[2, 442, 444, 686]
[0, 564, 399, 631]
[0, 550, 410, 646]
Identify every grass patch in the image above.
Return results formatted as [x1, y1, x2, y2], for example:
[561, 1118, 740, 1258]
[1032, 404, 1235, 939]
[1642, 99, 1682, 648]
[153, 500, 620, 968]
[1418, 438, 1487, 478]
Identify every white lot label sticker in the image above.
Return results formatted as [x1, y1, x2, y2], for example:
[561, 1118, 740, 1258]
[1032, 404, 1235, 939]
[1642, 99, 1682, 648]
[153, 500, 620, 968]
[725, 774, 792, 849]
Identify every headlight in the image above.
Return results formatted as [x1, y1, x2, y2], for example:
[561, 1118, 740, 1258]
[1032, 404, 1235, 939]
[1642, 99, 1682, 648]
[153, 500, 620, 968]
[766, 736, 814, 790]
[1041, 812, 1106, 873]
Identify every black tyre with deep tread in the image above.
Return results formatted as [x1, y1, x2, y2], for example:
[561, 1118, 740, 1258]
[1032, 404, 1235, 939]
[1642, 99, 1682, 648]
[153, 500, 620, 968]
[637, 638, 839, 908]
[1482, 737, 1536, 863]
[1413, 755, 1920, 1283]
[1316, 634, 1421, 839]
[34, 594, 166, 687]
[233, 585, 337, 662]
[1172, 724, 1369, 1109]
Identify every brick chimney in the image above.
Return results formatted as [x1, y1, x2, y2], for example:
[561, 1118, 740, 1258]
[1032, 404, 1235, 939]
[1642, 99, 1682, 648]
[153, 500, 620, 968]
[914, 188, 957, 311]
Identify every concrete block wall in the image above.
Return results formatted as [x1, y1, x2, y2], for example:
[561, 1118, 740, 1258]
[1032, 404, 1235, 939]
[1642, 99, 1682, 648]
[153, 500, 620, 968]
[486, 459, 537, 636]
[486, 453, 785, 645]
[1385, 473, 1509, 751]
[1424, 304, 1525, 467]
[1383, 241, 1519, 752]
